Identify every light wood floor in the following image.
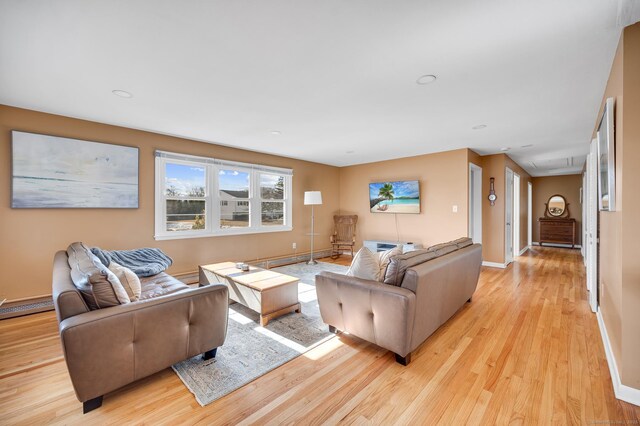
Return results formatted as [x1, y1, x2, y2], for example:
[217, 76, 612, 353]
[1, 247, 639, 425]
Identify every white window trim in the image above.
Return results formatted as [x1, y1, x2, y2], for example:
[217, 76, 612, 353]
[154, 151, 293, 240]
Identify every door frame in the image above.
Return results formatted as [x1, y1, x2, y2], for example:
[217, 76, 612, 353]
[586, 138, 599, 312]
[469, 163, 483, 244]
[528, 181, 533, 248]
[513, 172, 521, 257]
[505, 167, 514, 265]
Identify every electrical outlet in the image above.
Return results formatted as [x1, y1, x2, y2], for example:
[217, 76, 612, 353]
[292, 242, 297, 250]
[452, 205, 458, 213]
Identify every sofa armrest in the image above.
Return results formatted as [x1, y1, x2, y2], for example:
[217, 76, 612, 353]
[400, 244, 482, 352]
[315, 271, 416, 357]
[58, 284, 228, 403]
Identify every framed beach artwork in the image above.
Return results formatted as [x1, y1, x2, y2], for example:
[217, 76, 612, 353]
[11, 131, 139, 208]
[369, 180, 420, 214]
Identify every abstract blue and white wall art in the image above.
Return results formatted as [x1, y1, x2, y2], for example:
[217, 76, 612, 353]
[11, 131, 139, 208]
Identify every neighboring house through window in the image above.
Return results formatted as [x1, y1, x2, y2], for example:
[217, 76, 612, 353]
[154, 151, 293, 239]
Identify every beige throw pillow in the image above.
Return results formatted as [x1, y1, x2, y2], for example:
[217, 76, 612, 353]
[347, 246, 403, 282]
[384, 249, 438, 286]
[377, 246, 403, 279]
[109, 262, 142, 302]
[67, 242, 130, 309]
[347, 247, 380, 281]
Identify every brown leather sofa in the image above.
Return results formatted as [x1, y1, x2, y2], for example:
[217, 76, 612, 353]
[316, 242, 482, 365]
[52, 244, 229, 413]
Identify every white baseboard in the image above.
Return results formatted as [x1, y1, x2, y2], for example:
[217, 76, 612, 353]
[518, 246, 529, 256]
[596, 311, 640, 406]
[532, 242, 582, 249]
[482, 261, 507, 269]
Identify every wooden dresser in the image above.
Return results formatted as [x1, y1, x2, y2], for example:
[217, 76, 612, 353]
[539, 218, 576, 248]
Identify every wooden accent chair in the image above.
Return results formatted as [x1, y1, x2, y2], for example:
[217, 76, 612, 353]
[330, 215, 358, 259]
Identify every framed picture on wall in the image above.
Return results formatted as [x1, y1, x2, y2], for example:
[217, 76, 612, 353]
[596, 97, 615, 211]
[11, 131, 139, 208]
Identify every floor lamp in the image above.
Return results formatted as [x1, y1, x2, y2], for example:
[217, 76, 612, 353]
[304, 191, 323, 265]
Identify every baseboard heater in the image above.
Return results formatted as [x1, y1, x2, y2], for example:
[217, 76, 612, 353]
[0, 297, 54, 320]
[250, 249, 333, 269]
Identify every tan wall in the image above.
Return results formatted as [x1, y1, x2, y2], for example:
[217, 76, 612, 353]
[620, 21, 640, 390]
[338, 149, 469, 249]
[0, 105, 341, 301]
[531, 175, 583, 245]
[597, 29, 624, 375]
[480, 154, 505, 263]
[0, 104, 532, 302]
[478, 154, 532, 264]
[595, 22, 640, 389]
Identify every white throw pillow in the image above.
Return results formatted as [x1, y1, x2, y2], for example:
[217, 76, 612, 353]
[347, 246, 403, 282]
[347, 247, 381, 281]
[109, 262, 142, 301]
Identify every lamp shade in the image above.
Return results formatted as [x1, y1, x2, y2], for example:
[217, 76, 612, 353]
[304, 191, 323, 205]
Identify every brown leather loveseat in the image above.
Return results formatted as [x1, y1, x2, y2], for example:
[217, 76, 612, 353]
[52, 243, 229, 413]
[316, 239, 482, 365]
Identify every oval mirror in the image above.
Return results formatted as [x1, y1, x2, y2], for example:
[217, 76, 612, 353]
[547, 195, 566, 217]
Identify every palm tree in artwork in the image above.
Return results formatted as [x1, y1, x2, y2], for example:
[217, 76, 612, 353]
[378, 183, 395, 205]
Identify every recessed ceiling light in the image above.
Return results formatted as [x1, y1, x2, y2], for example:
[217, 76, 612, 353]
[472, 124, 487, 130]
[270, 130, 281, 135]
[500, 147, 511, 152]
[416, 74, 437, 85]
[112, 90, 133, 98]
[521, 144, 533, 148]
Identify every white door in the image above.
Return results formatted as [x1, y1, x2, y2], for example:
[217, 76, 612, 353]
[586, 139, 598, 312]
[513, 173, 521, 257]
[505, 168, 514, 265]
[469, 164, 483, 244]
[528, 182, 533, 247]
[582, 174, 587, 261]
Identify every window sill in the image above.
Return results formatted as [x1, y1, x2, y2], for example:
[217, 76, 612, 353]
[154, 226, 293, 241]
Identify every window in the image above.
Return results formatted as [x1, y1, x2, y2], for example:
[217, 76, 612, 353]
[260, 173, 285, 227]
[155, 151, 292, 239]
[219, 169, 250, 229]
[163, 162, 208, 233]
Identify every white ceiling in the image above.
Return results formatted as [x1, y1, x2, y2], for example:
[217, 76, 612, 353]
[0, 1, 624, 176]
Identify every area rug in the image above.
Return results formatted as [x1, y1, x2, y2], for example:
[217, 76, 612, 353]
[171, 261, 348, 406]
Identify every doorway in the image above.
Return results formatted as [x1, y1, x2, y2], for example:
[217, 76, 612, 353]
[513, 173, 521, 257]
[505, 168, 514, 265]
[585, 138, 599, 312]
[469, 163, 483, 244]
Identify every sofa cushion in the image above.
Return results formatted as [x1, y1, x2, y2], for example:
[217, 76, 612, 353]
[377, 246, 403, 279]
[66, 242, 130, 310]
[427, 242, 456, 252]
[347, 247, 381, 281]
[433, 244, 459, 257]
[139, 273, 190, 300]
[346, 246, 402, 282]
[109, 262, 142, 302]
[452, 237, 473, 249]
[384, 249, 437, 286]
